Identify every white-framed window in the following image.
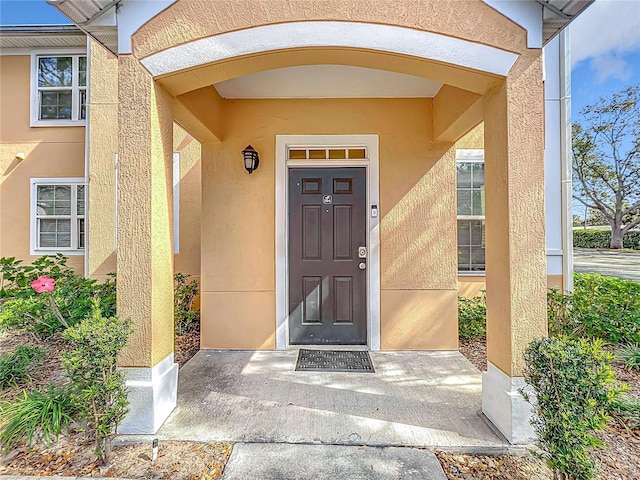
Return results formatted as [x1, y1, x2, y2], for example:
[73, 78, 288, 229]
[30, 178, 86, 255]
[457, 149, 485, 273]
[30, 49, 87, 127]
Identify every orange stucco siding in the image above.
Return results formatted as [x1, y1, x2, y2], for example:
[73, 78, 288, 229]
[0, 54, 85, 273]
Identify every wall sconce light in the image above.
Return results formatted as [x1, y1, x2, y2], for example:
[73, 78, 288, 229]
[242, 145, 259, 174]
[15, 152, 25, 161]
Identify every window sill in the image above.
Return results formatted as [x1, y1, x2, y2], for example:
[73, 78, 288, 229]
[458, 272, 486, 277]
[31, 120, 86, 128]
[30, 249, 84, 256]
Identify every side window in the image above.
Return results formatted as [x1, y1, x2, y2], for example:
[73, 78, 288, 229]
[457, 151, 485, 272]
[31, 179, 86, 254]
[32, 52, 87, 126]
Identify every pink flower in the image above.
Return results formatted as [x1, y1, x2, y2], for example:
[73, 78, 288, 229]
[31, 276, 56, 293]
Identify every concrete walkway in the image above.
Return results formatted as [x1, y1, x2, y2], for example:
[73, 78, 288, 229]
[149, 350, 506, 450]
[2, 351, 513, 480]
[574, 248, 640, 282]
[222, 443, 447, 479]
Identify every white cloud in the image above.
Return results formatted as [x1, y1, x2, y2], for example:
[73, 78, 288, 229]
[570, 0, 640, 70]
[589, 54, 633, 84]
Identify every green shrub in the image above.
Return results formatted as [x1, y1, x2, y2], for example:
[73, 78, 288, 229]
[62, 301, 131, 464]
[174, 273, 200, 336]
[522, 337, 622, 480]
[457, 293, 486, 341]
[547, 288, 574, 337]
[545, 273, 640, 344]
[0, 384, 76, 453]
[617, 344, 640, 370]
[0, 345, 45, 389]
[571, 273, 640, 344]
[0, 256, 116, 336]
[573, 229, 640, 250]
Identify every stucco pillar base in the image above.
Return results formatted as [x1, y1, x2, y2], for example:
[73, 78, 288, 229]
[118, 353, 178, 434]
[482, 362, 535, 444]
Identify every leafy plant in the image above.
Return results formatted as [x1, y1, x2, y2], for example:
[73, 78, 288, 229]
[0, 255, 70, 299]
[0, 345, 45, 389]
[610, 393, 640, 431]
[571, 273, 640, 344]
[62, 301, 131, 464]
[522, 337, 623, 480]
[0, 384, 76, 453]
[547, 288, 574, 337]
[0, 256, 116, 336]
[617, 344, 640, 370]
[174, 273, 200, 336]
[545, 273, 640, 344]
[458, 292, 486, 341]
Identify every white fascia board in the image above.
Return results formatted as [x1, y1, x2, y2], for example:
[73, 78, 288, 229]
[141, 21, 518, 78]
[117, 0, 177, 54]
[482, 0, 543, 48]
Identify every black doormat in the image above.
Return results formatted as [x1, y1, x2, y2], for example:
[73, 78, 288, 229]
[295, 349, 375, 373]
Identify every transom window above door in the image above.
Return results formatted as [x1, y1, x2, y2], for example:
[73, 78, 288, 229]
[287, 148, 367, 161]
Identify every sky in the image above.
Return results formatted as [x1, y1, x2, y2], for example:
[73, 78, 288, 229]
[569, 0, 640, 118]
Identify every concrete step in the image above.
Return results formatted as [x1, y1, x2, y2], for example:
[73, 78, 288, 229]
[221, 443, 448, 480]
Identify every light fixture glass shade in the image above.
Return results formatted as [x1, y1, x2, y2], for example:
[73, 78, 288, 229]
[242, 144, 259, 174]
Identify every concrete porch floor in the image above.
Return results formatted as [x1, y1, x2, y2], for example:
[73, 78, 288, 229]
[152, 350, 509, 451]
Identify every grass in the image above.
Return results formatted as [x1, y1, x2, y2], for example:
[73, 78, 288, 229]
[617, 344, 640, 371]
[0, 345, 45, 389]
[0, 383, 76, 453]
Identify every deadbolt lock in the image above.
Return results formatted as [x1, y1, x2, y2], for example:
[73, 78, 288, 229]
[358, 246, 367, 258]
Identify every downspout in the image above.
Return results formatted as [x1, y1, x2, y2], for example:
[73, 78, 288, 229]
[84, 38, 91, 278]
[559, 29, 574, 292]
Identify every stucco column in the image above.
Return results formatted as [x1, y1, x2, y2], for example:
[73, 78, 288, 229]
[87, 40, 118, 281]
[116, 55, 178, 434]
[482, 51, 548, 444]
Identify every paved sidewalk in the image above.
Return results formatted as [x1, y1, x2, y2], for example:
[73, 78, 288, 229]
[573, 249, 640, 282]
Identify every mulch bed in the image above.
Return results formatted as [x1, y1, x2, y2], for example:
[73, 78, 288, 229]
[459, 339, 487, 372]
[435, 451, 551, 479]
[0, 435, 231, 479]
[175, 329, 201, 367]
[1, 328, 222, 479]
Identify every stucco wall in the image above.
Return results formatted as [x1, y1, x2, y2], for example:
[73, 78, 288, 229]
[200, 97, 459, 350]
[133, 0, 528, 61]
[87, 42, 202, 282]
[0, 55, 84, 272]
[116, 56, 175, 368]
[88, 41, 119, 281]
[173, 124, 202, 277]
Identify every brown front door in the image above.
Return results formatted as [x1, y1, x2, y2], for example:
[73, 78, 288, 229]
[288, 167, 367, 345]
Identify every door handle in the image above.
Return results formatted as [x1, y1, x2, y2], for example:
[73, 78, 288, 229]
[358, 262, 366, 270]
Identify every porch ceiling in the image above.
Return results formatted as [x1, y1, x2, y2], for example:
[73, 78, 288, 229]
[213, 65, 443, 99]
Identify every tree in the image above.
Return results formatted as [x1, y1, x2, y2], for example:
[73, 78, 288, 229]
[572, 84, 640, 248]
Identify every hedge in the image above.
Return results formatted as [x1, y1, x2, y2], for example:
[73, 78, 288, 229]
[573, 229, 640, 250]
